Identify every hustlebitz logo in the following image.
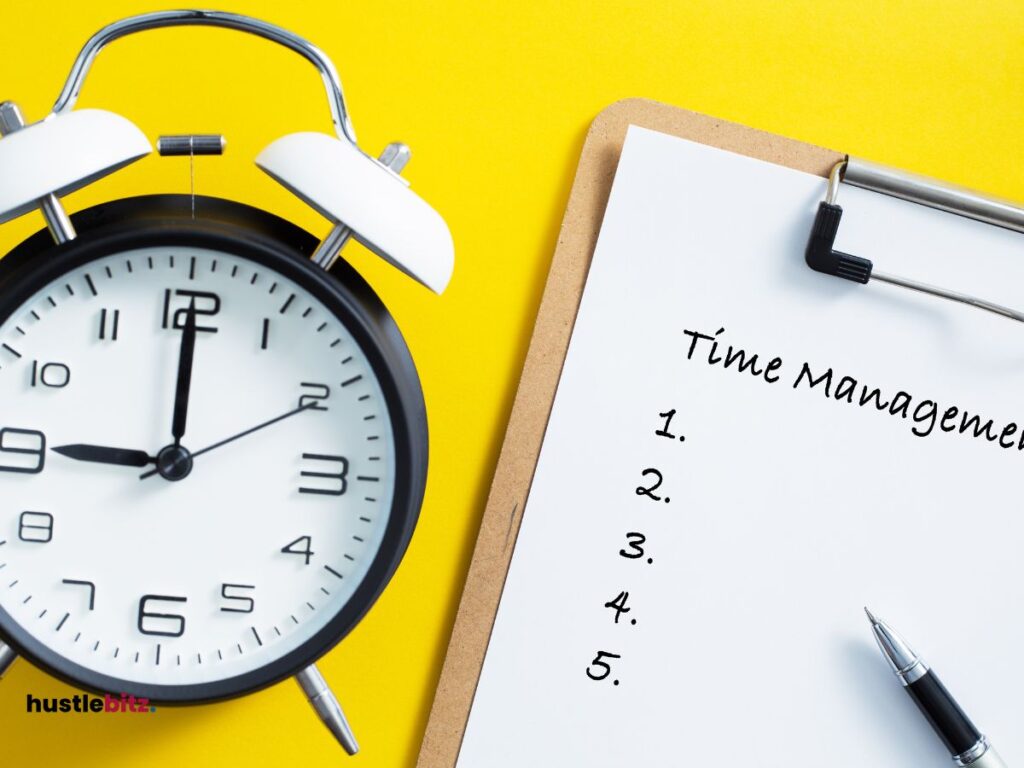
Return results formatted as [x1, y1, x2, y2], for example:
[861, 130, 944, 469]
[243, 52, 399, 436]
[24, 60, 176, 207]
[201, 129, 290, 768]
[26, 692, 157, 714]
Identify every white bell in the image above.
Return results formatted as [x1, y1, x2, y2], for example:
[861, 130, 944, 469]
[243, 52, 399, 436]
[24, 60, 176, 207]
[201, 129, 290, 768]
[0, 109, 151, 225]
[256, 132, 454, 295]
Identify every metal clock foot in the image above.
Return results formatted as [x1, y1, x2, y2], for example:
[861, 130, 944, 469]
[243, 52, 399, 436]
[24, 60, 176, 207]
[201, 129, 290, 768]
[295, 664, 359, 755]
[0, 640, 18, 679]
[311, 142, 411, 271]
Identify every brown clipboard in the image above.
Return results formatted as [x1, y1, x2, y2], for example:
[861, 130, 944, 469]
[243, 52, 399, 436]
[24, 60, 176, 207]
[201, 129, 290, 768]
[416, 98, 843, 768]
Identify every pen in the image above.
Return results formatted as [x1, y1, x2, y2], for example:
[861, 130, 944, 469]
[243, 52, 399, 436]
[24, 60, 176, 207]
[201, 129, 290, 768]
[865, 608, 1007, 767]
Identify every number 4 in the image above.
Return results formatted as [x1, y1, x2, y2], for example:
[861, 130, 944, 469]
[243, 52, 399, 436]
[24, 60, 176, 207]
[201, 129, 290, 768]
[281, 535, 314, 565]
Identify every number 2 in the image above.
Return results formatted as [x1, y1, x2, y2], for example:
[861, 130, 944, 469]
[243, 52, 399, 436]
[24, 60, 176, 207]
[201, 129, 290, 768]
[635, 468, 664, 501]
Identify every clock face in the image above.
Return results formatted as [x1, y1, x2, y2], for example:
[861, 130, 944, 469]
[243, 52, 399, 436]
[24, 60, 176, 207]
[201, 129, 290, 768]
[0, 243, 402, 695]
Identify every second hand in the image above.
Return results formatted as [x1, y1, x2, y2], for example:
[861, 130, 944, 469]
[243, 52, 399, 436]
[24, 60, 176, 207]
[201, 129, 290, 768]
[140, 402, 316, 480]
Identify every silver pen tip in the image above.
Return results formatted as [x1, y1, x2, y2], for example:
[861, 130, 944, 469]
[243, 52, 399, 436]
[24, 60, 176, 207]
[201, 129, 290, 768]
[864, 606, 879, 624]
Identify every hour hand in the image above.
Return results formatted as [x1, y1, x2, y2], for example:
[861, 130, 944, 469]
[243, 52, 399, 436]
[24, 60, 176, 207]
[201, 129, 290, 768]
[53, 444, 156, 468]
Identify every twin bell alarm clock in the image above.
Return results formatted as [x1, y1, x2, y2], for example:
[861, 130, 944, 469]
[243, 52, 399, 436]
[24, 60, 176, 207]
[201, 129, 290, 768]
[0, 10, 453, 753]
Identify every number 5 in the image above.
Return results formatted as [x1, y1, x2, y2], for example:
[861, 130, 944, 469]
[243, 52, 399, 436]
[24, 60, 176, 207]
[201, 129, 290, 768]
[585, 650, 622, 682]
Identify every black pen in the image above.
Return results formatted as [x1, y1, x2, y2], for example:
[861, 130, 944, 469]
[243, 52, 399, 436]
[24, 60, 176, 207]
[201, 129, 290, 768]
[865, 608, 1007, 767]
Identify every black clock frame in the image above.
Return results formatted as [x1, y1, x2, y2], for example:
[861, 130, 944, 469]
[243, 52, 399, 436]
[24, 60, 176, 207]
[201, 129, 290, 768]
[0, 195, 429, 703]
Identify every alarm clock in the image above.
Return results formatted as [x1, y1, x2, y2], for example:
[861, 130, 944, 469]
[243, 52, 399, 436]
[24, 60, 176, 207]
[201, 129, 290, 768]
[0, 10, 453, 754]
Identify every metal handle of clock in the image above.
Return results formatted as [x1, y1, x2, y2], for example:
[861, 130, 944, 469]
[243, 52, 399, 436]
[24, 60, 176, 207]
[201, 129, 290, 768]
[51, 9, 359, 146]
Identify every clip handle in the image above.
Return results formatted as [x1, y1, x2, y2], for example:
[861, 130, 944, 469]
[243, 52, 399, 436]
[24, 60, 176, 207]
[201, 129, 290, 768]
[52, 9, 358, 146]
[805, 201, 873, 284]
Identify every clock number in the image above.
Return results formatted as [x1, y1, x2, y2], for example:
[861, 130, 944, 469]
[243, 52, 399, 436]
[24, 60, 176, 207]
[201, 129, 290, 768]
[61, 579, 96, 610]
[162, 289, 220, 333]
[298, 383, 330, 411]
[0, 428, 45, 474]
[18, 511, 53, 543]
[98, 308, 120, 341]
[138, 595, 187, 637]
[299, 454, 349, 496]
[220, 583, 255, 614]
[586, 651, 622, 682]
[281, 536, 315, 565]
[30, 361, 70, 388]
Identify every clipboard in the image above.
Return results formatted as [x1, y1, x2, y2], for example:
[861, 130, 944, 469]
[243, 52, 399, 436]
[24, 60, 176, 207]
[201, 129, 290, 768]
[416, 97, 1021, 767]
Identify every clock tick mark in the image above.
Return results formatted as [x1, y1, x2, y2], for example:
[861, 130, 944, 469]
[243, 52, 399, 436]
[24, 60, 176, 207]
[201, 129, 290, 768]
[353, 535, 365, 543]
[306, 602, 316, 611]
[316, 322, 328, 332]
[302, 307, 312, 318]
[37, 609, 46, 618]
[280, 294, 296, 314]
[156, 644, 161, 665]
[359, 516, 372, 523]
[368, 456, 380, 461]
[341, 375, 362, 387]
[274, 626, 281, 637]
[330, 338, 341, 348]
[93, 641, 100, 652]
[65, 283, 74, 296]
[261, 318, 270, 350]
[320, 587, 330, 595]
[231, 265, 239, 278]
[147, 256, 154, 270]
[341, 356, 353, 365]
[236, 644, 243, 655]
[343, 554, 355, 562]
[251, 627, 263, 646]
[367, 435, 380, 441]
[85, 274, 98, 296]
[189, 256, 196, 280]
[22, 594, 32, 604]
[324, 565, 344, 579]
[364, 496, 377, 503]
[211, 259, 218, 273]
[363, 415, 376, 421]
[358, 394, 371, 402]
[104, 266, 113, 279]
[177, 654, 182, 666]
[8, 579, 19, 588]
[358, 475, 380, 482]
[217, 649, 223, 661]
[46, 296, 57, 308]
[197, 653, 202, 664]
[169, 255, 175, 269]
[268, 282, 278, 294]
[30, 310, 40, 321]
[4, 343, 23, 358]
[14, 327, 24, 336]
[74, 632, 81, 643]
[126, 259, 133, 273]
[114, 647, 119, 659]
[56, 612, 69, 631]
[250, 273, 259, 284]
[290, 615, 299, 625]
[134, 651, 139, 663]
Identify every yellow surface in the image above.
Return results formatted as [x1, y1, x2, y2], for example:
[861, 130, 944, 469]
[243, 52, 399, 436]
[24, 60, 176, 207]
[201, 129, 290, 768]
[1, 0, 1022, 765]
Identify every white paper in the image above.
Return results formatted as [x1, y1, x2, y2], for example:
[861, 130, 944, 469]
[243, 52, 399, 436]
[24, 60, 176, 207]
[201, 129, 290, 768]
[457, 126, 1024, 767]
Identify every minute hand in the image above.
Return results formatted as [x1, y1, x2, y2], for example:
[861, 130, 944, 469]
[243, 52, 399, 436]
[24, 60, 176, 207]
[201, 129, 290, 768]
[139, 403, 315, 479]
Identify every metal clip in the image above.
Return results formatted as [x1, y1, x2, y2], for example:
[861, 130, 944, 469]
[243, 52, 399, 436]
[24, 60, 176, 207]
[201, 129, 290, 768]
[805, 160, 1024, 324]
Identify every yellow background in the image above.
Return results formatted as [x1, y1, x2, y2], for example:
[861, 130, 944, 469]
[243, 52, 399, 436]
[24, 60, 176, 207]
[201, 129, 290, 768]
[1, 1, 1022, 765]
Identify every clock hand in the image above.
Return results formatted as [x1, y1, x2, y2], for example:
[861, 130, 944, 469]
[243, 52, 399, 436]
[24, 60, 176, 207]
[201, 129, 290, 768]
[139, 402, 316, 479]
[170, 299, 198, 446]
[53, 444, 157, 468]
